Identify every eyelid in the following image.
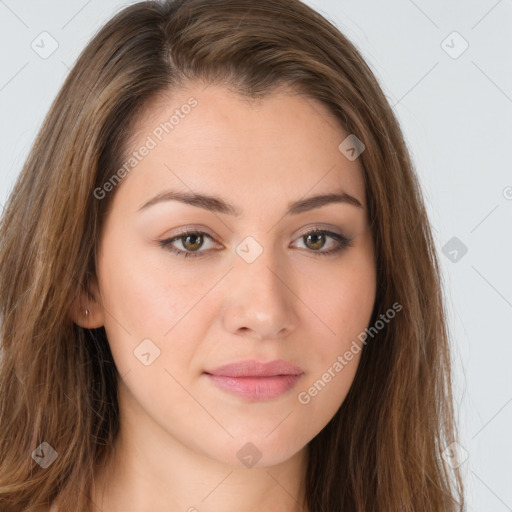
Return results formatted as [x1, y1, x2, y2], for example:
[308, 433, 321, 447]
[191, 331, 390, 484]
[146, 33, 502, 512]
[291, 222, 345, 239]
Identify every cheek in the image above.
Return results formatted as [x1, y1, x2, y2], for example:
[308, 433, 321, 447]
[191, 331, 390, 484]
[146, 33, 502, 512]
[292, 248, 375, 422]
[96, 242, 176, 372]
[295, 245, 376, 344]
[293, 280, 369, 434]
[98, 237, 194, 334]
[96, 235, 217, 384]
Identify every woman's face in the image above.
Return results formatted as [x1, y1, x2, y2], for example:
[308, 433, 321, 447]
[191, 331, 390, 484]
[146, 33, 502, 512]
[91, 83, 376, 468]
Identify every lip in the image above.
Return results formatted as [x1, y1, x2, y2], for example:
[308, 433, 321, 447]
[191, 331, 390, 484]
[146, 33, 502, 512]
[205, 359, 303, 378]
[204, 359, 304, 401]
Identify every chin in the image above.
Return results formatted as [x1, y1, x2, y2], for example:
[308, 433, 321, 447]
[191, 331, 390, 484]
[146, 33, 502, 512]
[206, 434, 307, 469]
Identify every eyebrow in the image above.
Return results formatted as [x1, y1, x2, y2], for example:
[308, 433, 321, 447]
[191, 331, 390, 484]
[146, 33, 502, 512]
[137, 189, 364, 216]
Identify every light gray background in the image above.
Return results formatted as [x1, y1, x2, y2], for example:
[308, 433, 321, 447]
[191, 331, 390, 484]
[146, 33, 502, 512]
[1, 1, 511, 510]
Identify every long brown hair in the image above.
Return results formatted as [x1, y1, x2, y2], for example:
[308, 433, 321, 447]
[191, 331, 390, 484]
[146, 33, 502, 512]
[0, 0, 465, 510]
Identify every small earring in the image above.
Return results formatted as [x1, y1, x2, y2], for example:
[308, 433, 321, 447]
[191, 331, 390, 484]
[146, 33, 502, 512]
[84, 308, 90, 318]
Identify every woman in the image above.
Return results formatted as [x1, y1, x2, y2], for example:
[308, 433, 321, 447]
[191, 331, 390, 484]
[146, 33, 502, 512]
[0, 0, 465, 510]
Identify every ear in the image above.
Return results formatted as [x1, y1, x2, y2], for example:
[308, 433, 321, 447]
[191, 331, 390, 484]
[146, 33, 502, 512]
[68, 277, 105, 329]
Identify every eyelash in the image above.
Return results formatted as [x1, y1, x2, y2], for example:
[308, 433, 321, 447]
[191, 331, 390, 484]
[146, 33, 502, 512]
[158, 228, 353, 259]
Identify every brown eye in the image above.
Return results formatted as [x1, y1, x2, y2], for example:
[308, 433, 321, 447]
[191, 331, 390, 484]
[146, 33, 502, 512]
[292, 229, 353, 257]
[304, 232, 327, 251]
[181, 233, 204, 251]
[159, 228, 353, 259]
[159, 230, 217, 258]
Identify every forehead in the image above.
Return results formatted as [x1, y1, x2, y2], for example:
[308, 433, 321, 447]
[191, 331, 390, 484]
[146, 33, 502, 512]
[113, 83, 367, 213]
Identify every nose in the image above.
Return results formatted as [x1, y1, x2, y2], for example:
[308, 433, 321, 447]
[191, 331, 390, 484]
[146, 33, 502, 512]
[221, 240, 299, 341]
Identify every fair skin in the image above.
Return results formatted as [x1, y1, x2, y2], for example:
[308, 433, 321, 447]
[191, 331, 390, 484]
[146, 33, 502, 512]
[72, 83, 376, 512]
